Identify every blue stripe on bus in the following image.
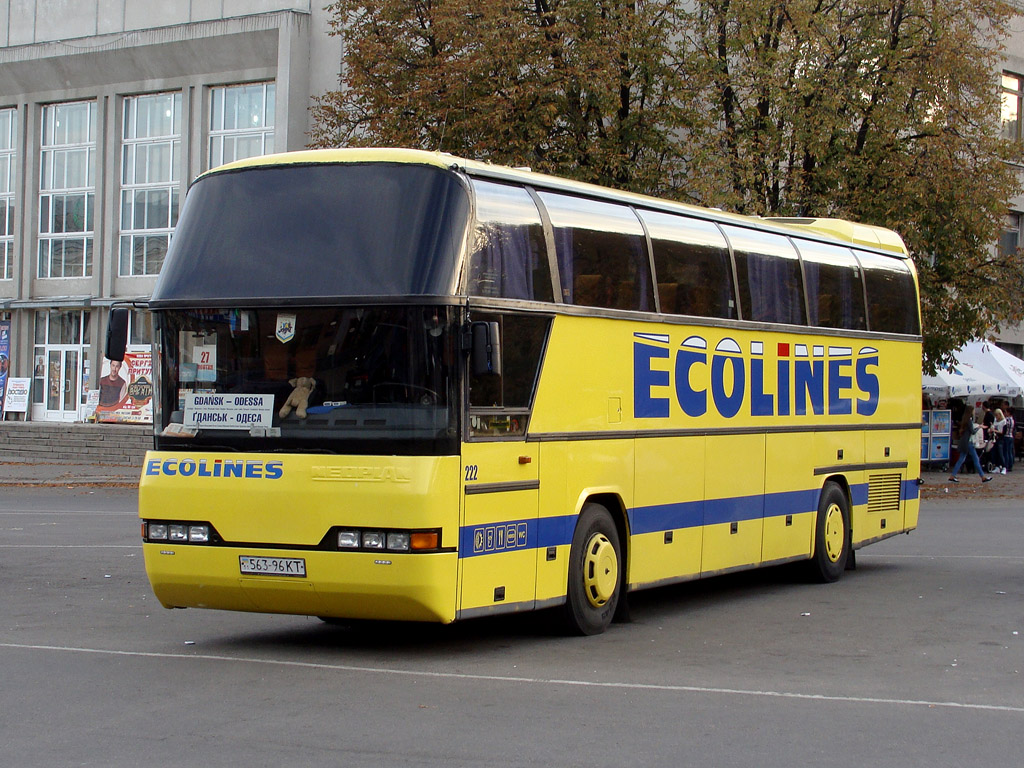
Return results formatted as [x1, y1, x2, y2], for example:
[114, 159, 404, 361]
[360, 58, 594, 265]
[458, 482, 912, 557]
[903, 479, 919, 501]
[628, 488, 820, 535]
[538, 514, 578, 549]
[628, 499, 704, 535]
[850, 483, 869, 507]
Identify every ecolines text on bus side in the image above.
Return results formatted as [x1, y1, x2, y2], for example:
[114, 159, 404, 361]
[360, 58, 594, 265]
[633, 333, 880, 420]
[145, 458, 284, 479]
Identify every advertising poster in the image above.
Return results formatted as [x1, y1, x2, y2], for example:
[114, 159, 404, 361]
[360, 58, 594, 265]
[2, 378, 30, 415]
[94, 350, 153, 424]
[921, 409, 952, 465]
[0, 320, 10, 413]
[82, 390, 100, 422]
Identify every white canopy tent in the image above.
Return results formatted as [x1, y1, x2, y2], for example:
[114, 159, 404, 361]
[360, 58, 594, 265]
[922, 364, 1017, 399]
[949, 340, 1024, 399]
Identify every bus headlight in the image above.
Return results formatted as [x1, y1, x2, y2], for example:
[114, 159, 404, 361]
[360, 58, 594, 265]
[386, 532, 410, 551]
[337, 530, 360, 549]
[143, 520, 219, 545]
[326, 527, 442, 553]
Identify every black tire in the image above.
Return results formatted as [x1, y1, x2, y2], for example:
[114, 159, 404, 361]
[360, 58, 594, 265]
[561, 503, 622, 635]
[808, 482, 850, 583]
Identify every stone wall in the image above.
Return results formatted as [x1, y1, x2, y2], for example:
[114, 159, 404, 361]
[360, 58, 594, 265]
[0, 422, 152, 465]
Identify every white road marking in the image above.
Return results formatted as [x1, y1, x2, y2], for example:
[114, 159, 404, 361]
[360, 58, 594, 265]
[1, 641, 1021, 714]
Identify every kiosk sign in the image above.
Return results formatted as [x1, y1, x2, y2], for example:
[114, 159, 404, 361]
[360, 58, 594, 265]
[183, 393, 275, 430]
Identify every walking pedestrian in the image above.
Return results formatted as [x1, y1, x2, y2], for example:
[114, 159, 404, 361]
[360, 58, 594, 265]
[949, 411, 993, 483]
[1001, 402, 1015, 472]
[991, 408, 1008, 473]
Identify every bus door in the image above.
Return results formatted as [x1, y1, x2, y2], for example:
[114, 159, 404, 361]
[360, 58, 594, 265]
[458, 439, 540, 616]
[458, 312, 550, 616]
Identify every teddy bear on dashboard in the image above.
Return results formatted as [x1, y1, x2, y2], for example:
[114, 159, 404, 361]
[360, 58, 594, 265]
[279, 376, 316, 419]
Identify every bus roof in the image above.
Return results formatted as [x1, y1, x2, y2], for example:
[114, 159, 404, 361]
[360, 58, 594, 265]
[206, 148, 910, 257]
[765, 217, 909, 255]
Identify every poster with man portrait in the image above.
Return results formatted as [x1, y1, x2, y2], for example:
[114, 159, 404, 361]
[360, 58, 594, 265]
[94, 350, 153, 424]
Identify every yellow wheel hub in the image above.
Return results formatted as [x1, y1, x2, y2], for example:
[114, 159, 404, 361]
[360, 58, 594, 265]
[583, 533, 618, 608]
[823, 503, 845, 563]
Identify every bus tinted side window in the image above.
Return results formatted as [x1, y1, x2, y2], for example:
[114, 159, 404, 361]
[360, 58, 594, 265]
[796, 240, 867, 330]
[721, 226, 805, 325]
[638, 210, 736, 319]
[468, 312, 551, 437]
[537, 192, 654, 311]
[468, 180, 553, 302]
[856, 251, 921, 335]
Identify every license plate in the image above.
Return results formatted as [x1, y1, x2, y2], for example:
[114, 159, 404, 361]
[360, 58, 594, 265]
[239, 556, 306, 577]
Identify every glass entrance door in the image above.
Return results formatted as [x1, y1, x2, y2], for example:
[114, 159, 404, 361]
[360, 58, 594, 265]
[31, 309, 91, 422]
[43, 348, 81, 419]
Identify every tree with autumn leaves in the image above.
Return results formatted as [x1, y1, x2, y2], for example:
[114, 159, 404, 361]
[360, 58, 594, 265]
[311, 0, 1024, 370]
[310, 0, 694, 191]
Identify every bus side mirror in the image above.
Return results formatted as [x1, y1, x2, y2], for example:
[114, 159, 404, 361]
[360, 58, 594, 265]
[471, 321, 502, 378]
[106, 308, 129, 363]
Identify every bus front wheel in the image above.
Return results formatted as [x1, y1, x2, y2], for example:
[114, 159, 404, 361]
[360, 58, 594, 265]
[562, 503, 622, 636]
[809, 482, 850, 583]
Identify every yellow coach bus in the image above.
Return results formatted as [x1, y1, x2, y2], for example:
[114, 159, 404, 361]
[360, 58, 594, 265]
[114, 148, 922, 635]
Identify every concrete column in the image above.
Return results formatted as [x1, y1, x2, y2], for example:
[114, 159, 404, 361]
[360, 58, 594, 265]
[98, 90, 115, 301]
[275, 11, 310, 151]
[19, 101, 38, 305]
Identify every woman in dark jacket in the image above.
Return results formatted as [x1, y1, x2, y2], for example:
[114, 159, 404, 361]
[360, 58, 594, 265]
[949, 411, 992, 483]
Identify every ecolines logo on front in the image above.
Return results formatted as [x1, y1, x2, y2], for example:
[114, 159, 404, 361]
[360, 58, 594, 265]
[145, 457, 284, 479]
[633, 333, 880, 419]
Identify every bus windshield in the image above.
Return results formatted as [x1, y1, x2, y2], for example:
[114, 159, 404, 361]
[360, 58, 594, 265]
[150, 162, 471, 306]
[155, 305, 459, 455]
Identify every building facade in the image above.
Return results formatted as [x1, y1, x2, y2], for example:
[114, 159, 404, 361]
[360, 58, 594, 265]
[0, 1, 339, 421]
[998, 11, 1024, 359]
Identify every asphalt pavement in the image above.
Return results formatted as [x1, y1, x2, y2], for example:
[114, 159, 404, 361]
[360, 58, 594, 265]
[2, 482, 1021, 767]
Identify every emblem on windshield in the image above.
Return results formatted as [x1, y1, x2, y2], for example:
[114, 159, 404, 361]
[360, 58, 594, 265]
[275, 313, 296, 343]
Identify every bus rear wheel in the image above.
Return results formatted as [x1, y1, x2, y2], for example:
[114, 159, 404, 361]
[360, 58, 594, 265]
[562, 503, 622, 636]
[809, 482, 850, 583]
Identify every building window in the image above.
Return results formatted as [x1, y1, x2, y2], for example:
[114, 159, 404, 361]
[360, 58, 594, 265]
[120, 92, 182, 276]
[129, 308, 151, 345]
[0, 107, 14, 280]
[209, 82, 275, 169]
[999, 213, 1020, 258]
[1001, 73, 1023, 142]
[39, 101, 96, 279]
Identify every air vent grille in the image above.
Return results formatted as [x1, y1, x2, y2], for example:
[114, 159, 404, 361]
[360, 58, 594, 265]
[868, 473, 902, 513]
